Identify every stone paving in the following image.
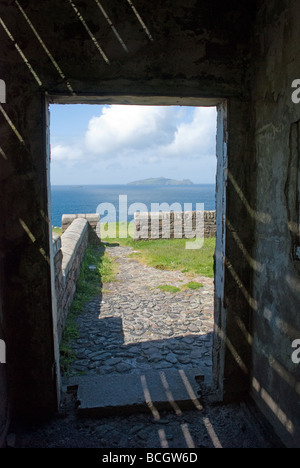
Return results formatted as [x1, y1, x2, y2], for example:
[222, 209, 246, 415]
[14, 394, 280, 448]
[12, 244, 282, 448]
[67, 243, 214, 378]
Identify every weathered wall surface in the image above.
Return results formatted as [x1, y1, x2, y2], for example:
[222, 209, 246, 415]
[0, 270, 9, 448]
[251, 0, 300, 447]
[134, 211, 216, 240]
[54, 218, 89, 342]
[0, 93, 58, 424]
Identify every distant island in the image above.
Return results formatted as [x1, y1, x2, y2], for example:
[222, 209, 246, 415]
[127, 177, 194, 186]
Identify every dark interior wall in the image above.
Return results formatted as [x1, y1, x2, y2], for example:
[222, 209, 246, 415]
[214, 96, 256, 400]
[0, 90, 58, 421]
[0, 0, 257, 99]
[251, 0, 300, 447]
[0, 0, 258, 439]
[0, 267, 9, 447]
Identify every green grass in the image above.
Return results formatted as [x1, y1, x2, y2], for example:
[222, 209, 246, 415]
[157, 281, 204, 294]
[52, 226, 62, 236]
[157, 285, 181, 293]
[60, 244, 116, 375]
[185, 281, 204, 290]
[102, 222, 215, 278]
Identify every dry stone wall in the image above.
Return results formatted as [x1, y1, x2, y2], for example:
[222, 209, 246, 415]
[53, 215, 100, 342]
[134, 211, 216, 240]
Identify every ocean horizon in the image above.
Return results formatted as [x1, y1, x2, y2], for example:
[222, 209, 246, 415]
[51, 184, 216, 227]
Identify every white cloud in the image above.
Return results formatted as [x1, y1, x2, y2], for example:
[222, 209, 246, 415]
[161, 107, 217, 159]
[83, 105, 216, 162]
[85, 105, 177, 157]
[51, 144, 84, 162]
[50, 105, 217, 183]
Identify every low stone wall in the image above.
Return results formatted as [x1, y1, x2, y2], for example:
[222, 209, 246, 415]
[53, 214, 100, 342]
[62, 214, 101, 245]
[134, 211, 216, 240]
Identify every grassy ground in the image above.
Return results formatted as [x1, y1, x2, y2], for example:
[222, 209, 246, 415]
[52, 226, 62, 236]
[101, 222, 215, 278]
[157, 281, 204, 294]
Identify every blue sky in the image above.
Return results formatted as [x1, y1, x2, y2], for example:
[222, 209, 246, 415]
[50, 104, 217, 185]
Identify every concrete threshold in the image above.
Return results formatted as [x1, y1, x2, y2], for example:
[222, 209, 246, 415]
[67, 368, 210, 418]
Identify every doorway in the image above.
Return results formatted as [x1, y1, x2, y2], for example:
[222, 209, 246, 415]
[46, 96, 227, 406]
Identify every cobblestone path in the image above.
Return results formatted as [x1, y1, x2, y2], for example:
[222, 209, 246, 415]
[68, 243, 214, 377]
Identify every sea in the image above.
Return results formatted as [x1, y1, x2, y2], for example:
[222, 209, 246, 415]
[51, 184, 216, 227]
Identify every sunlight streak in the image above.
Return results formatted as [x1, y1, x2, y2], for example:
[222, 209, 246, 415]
[140, 374, 160, 421]
[181, 424, 195, 448]
[178, 369, 203, 410]
[227, 170, 271, 224]
[226, 218, 263, 272]
[203, 416, 222, 448]
[19, 218, 36, 243]
[235, 316, 253, 346]
[286, 274, 300, 294]
[0, 146, 8, 160]
[269, 355, 300, 396]
[0, 105, 24, 144]
[160, 372, 182, 415]
[19, 218, 50, 263]
[15, 1, 75, 94]
[126, 0, 154, 41]
[215, 323, 249, 374]
[275, 317, 300, 341]
[0, 15, 42, 87]
[94, 0, 128, 52]
[68, 0, 110, 65]
[252, 376, 295, 435]
[158, 429, 169, 448]
[225, 258, 258, 311]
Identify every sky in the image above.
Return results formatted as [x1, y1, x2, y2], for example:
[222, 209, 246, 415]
[50, 104, 217, 185]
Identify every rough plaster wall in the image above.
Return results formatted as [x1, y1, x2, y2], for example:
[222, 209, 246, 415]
[0, 269, 9, 447]
[0, 91, 58, 421]
[214, 97, 256, 400]
[252, 0, 300, 447]
[0, 0, 257, 425]
[0, 0, 256, 100]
